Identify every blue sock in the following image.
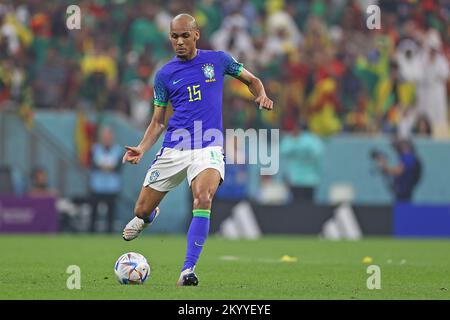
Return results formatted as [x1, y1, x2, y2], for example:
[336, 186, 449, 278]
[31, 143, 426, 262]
[182, 209, 210, 271]
[142, 209, 157, 224]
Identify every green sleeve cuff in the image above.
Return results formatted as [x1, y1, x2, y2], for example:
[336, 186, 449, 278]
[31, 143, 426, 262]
[154, 99, 168, 107]
[236, 64, 244, 77]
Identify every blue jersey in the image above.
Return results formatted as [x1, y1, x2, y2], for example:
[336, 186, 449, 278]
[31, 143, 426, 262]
[153, 49, 243, 149]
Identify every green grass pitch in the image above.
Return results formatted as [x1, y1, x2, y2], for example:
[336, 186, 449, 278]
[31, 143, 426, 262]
[0, 235, 449, 299]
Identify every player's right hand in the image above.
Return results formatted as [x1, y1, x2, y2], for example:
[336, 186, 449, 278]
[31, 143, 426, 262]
[122, 146, 144, 164]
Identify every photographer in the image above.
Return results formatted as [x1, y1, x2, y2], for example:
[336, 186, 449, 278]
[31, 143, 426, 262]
[373, 140, 422, 202]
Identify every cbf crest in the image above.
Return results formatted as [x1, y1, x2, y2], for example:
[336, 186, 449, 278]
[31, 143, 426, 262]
[202, 63, 216, 83]
[149, 170, 160, 182]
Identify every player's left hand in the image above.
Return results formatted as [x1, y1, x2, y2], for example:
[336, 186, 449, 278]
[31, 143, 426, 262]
[255, 95, 273, 110]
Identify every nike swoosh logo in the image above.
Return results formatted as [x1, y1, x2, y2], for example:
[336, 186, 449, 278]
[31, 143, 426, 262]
[194, 241, 204, 247]
[172, 78, 183, 85]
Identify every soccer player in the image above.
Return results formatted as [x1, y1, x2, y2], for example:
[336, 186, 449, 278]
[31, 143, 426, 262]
[122, 14, 273, 286]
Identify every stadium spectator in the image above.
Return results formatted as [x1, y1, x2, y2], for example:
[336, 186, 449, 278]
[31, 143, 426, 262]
[128, 3, 168, 59]
[397, 107, 418, 140]
[265, 2, 303, 56]
[89, 126, 122, 233]
[28, 166, 58, 197]
[413, 114, 432, 137]
[79, 41, 118, 111]
[280, 122, 325, 202]
[33, 48, 67, 109]
[414, 31, 449, 138]
[210, 10, 255, 68]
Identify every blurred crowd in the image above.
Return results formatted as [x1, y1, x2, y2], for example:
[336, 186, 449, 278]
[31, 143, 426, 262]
[0, 0, 449, 139]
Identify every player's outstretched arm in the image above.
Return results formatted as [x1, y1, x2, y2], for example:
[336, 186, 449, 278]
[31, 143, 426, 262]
[234, 68, 273, 111]
[122, 106, 167, 165]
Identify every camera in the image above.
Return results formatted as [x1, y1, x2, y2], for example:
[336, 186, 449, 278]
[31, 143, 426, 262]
[370, 149, 386, 161]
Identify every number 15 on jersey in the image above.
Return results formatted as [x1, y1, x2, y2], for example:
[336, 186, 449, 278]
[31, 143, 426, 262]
[187, 85, 202, 102]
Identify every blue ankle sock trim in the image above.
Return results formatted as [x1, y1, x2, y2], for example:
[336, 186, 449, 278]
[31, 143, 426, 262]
[143, 210, 157, 224]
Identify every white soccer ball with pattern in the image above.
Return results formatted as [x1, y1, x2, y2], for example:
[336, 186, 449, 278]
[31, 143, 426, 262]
[114, 252, 150, 285]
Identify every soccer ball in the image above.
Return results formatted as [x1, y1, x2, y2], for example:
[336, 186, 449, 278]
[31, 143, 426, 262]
[114, 252, 150, 285]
